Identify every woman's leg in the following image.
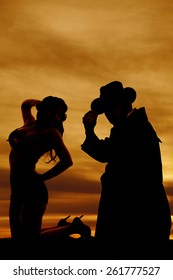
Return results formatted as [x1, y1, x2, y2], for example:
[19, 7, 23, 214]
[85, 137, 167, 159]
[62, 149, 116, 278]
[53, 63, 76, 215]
[20, 173, 48, 239]
[40, 216, 91, 239]
[9, 197, 22, 239]
[20, 202, 47, 240]
[10, 173, 48, 240]
[40, 224, 75, 238]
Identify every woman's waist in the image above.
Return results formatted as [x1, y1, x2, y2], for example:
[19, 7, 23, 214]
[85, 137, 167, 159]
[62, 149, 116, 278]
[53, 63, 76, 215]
[10, 171, 48, 203]
[10, 170, 46, 193]
[10, 169, 38, 181]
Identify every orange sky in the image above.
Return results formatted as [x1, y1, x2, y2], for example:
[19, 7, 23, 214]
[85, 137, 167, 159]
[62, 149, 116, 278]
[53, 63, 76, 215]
[0, 0, 173, 239]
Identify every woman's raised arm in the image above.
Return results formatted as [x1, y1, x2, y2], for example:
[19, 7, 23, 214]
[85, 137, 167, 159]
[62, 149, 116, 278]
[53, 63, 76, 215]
[21, 99, 41, 126]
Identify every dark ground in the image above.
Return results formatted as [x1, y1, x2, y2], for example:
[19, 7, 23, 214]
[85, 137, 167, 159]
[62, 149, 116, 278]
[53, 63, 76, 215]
[0, 237, 173, 260]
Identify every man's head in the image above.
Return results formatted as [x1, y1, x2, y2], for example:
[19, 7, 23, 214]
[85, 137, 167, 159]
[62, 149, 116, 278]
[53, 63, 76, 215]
[91, 81, 136, 124]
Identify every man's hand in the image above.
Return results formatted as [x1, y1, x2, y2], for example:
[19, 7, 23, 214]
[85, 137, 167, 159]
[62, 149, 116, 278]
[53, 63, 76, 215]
[82, 110, 98, 133]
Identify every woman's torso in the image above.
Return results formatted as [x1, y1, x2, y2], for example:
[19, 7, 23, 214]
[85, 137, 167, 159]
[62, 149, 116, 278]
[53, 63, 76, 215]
[9, 125, 56, 177]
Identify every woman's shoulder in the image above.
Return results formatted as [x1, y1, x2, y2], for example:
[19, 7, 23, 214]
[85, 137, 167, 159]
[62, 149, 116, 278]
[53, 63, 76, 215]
[7, 126, 34, 147]
[42, 127, 62, 140]
[7, 128, 20, 147]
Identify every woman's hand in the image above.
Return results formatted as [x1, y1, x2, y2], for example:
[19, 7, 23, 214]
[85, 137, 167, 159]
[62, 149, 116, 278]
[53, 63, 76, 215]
[38, 128, 73, 181]
[21, 99, 41, 126]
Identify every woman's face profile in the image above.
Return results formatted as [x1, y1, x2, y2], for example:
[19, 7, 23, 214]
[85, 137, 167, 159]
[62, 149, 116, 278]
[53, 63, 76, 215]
[51, 107, 67, 135]
[54, 107, 67, 122]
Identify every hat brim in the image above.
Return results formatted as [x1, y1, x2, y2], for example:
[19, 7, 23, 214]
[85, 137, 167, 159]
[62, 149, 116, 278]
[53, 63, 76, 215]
[123, 87, 136, 103]
[90, 98, 105, 114]
[91, 87, 136, 114]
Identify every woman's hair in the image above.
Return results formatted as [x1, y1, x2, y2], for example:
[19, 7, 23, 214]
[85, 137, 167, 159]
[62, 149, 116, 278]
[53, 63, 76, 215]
[36, 96, 68, 162]
[36, 96, 68, 112]
[36, 96, 67, 120]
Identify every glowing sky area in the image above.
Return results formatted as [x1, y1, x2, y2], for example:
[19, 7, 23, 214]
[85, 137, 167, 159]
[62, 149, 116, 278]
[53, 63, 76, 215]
[0, 0, 173, 239]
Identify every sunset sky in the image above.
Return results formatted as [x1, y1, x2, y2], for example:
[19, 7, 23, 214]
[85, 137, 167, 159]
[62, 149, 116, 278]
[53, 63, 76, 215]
[0, 0, 173, 239]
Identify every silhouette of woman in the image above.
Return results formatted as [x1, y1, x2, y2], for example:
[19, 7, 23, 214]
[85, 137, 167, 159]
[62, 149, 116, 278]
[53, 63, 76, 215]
[8, 97, 91, 240]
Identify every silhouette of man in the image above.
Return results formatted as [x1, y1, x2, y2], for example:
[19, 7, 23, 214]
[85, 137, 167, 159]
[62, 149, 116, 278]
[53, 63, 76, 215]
[81, 81, 171, 243]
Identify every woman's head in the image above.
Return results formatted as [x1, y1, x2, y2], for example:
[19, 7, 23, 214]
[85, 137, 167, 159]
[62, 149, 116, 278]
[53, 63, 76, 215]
[36, 96, 68, 135]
